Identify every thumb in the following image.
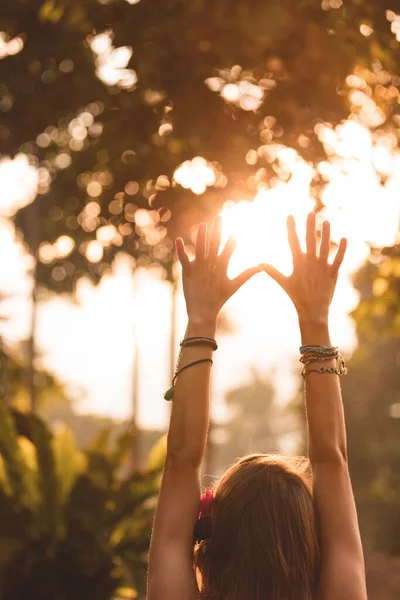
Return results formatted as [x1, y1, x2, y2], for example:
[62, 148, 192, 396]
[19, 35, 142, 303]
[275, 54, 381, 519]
[230, 264, 263, 294]
[262, 264, 288, 290]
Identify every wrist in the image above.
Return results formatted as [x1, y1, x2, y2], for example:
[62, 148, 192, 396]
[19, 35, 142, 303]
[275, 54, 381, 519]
[298, 316, 329, 328]
[297, 307, 329, 325]
[187, 317, 217, 339]
[298, 318, 331, 346]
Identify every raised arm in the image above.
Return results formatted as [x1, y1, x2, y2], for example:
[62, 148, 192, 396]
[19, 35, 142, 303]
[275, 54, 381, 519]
[263, 213, 367, 600]
[147, 218, 262, 600]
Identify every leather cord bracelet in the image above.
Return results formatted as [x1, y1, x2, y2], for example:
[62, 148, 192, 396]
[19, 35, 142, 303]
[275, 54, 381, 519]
[164, 358, 214, 401]
[180, 337, 218, 351]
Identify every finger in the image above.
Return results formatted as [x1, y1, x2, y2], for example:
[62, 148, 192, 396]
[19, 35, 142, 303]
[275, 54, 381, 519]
[287, 215, 302, 263]
[331, 238, 347, 273]
[207, 216, 222, 265]
[263, 264, 289, 291]
[195, 223, 207, 268]
[306, 212, 317, 258]
[319, 220, 330, 263]
[218, 236, 237, 271]
[175, 238, 191, 275]
[230, 265, 264, 294]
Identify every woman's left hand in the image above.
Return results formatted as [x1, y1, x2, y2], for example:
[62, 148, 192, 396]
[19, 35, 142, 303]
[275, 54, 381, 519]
[176, 217, 263, 325]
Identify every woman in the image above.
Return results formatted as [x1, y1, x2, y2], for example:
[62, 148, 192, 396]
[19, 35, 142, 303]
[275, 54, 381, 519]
[147, 213, 367, 600]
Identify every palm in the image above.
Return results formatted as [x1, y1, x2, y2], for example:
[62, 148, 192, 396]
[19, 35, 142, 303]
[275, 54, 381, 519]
[263, 213, 347, 322]
[176, 218, 262, 322]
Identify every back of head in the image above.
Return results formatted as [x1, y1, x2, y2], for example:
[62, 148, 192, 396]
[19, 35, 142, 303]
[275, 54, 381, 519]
[195, 454, 321, 600]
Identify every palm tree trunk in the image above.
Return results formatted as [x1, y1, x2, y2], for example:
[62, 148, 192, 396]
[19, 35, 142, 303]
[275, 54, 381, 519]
[0, 336, 9, 405]
[130, 270, 140, 469]
[25, 201, 40, 413]
[28, 271, 38, 412]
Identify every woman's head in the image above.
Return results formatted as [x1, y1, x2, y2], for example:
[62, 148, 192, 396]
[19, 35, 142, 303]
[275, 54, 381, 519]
[195, 454, 321, 600]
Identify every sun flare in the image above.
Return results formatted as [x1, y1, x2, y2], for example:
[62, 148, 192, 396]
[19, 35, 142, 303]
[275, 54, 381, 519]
[1, 119, 400, 424]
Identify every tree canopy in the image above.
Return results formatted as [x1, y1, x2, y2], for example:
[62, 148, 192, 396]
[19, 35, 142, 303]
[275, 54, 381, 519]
[1, 0, 400, 291]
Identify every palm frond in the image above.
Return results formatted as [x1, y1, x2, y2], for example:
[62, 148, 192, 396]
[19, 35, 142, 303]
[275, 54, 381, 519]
[0, 404, 31, 507]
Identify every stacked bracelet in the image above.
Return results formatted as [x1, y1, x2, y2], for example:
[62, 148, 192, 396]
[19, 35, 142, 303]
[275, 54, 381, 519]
[164, 336, 218, 401]
[300, 344, 347, 378]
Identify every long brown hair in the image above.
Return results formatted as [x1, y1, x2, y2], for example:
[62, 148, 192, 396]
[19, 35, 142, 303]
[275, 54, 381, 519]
[194, 454, 321, 600]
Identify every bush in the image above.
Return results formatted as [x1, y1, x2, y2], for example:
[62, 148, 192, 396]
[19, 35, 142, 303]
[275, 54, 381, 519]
[0, 404, 166, 600]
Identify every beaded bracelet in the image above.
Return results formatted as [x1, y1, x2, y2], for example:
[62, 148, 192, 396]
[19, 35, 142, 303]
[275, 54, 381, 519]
[300, 345, 338, 354]
[302, 366, 341, 377]
[302, 355, 347, 378]
[302, 364, 347, 378]
[300, 353, 339, 366]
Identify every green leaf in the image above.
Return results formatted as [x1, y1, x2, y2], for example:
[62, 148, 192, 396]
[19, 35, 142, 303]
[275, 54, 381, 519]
[0, 404, 30, 507]
[111, 431, 133, 471]
[146, 434, 167, 471]
[88, 427, 112, 453]
[30, 414, 61, 536]
[0, 486, 32, 537]
[52, 424, 84, 505]
[85, 450, 115, 489]
[0, 454, 11, 496]
[18, 437, 40, 510]
[66, 474, 108, 531]
[38, 0, 65, 24]
[0, 537, 23, 576]
[114, 587, 137, 599]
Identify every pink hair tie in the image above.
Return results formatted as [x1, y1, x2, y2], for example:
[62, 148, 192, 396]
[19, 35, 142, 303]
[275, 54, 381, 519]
[199, 488, 213, 517]
[193, 488, 214, 544]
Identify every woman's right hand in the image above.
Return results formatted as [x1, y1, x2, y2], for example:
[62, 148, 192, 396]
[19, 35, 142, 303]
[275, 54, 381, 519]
[262, 213, 347, 324]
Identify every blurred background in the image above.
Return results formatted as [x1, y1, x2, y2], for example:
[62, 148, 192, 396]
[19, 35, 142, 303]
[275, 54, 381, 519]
[0, 0, 400, 598]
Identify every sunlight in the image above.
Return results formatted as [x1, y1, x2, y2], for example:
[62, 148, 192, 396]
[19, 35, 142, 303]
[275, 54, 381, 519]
[1, 117, 400, 424]
[220, 152, 315, 278]
[89, 31, 137, 90]
[0, 32, 24, 60]
[0, 155, 38, 217]
[205, 65, 273, 112]
[174, 157, 217, 195]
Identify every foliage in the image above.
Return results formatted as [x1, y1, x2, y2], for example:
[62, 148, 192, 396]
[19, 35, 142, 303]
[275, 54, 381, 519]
[351, 247, 400, 335]
[339, 255, 400, 556]
[0, 340, 69, 411]
[0, 404, 164, 600]
[41, 400, 163, 462]
[1, 0, 400, 291]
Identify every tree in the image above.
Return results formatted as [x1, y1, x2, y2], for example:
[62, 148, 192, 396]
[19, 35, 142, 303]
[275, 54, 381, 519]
[0, 0, 399, 293]
[3, 0, 400, 416]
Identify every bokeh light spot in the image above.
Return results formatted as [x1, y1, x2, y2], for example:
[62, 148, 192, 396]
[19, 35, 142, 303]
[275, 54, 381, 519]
[86, 240, 104, 263]
[174, 157, 216, 195]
